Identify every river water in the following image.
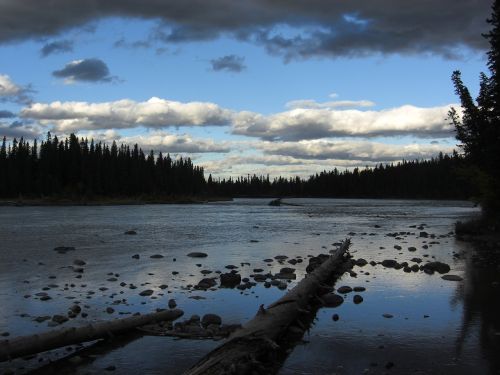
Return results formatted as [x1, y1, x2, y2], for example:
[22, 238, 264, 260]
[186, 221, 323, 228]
[0, 198, 498, 374]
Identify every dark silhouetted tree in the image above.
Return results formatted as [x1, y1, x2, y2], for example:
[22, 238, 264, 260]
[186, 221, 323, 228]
[450, 0, 500, 218]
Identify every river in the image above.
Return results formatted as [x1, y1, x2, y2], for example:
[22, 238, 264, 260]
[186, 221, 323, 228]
[1, 198, 498, 374]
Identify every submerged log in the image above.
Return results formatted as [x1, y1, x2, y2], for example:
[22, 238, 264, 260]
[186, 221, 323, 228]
[0, 309, 183, 362]
[185, 240, 352, 375]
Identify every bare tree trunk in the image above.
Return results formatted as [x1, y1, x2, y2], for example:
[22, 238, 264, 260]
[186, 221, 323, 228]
[0, 309, 183, 362]
[185, 240, 352, 375]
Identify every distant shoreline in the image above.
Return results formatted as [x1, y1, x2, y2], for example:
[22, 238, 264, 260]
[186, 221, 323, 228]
[0, 196, 233, 207]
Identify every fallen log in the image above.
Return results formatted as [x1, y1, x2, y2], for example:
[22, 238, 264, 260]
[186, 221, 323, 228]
[0, 308, 183, 362]
[185, 240, 352, 375]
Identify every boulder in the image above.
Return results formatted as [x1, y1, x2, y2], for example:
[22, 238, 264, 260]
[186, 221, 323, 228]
[337, 286, 353, 294]
[353, 295, 363, 304]
[381, 259, 399, 268]
[422, 261, 450, 274]
[322, 293, 344, 307]
[202, 314, 222, 327]
[354, 258, 368, 267]
[220, 272, 241, 288]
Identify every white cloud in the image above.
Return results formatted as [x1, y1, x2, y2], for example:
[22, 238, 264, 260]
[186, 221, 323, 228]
[258, 139, 454, 162]
[232, 104, 457, 140]
[21, 96, 459, 141]
[285, 99, 375, 109]
[0, 74, 22, 97]
[21, 97, 233, 131]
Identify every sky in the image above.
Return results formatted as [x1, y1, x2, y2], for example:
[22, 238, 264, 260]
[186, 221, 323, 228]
[0, 0, 493, 178]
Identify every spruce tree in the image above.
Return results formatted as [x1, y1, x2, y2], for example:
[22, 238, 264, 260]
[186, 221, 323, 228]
[450, 0, 500, 219]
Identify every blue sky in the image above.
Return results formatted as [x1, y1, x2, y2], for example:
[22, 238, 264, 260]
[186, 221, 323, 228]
[0, 1, 492, 177]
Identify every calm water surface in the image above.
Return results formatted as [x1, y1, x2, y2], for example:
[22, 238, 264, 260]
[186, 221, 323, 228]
[1, 198, 498, 374]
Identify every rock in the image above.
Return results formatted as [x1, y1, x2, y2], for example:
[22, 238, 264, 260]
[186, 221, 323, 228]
[106, 307, 115, 314]
[220, 272, 241, 288]
[34, 316, 51, 323]
[408, 247, 417, 252]
[419, 231, 429, 237]
[353, 286, 366, 292]
[382, 313, 393, 318]
[73, 259, 86, 266]
[132, 254, 140, 259]
[124, 230, 137, 235]
[168, 299, 177, 308]
[197, 278, 217, 289]
[274, 255, 288, 260]
[277, 281, 288, 290]
[275, 272, 296, 280]
[411, 257, 422, 263]
[381, 259, 398, 268]
[337, 286, 353, 294]
[52, 315, 69, 324]
[139, 289, 154, 297]
[441, 274, 463, 281]
[253, 274, 267, 282]
[187, 252, 208, 258]
[353, 294, 363, 304]
[105, 365, 116, 371]
[69, 305, 81, 314]
[423, 261, 450, 274]
[322, 293, 344, 307]
[410, 264, 420, 272]
[225, 265, 238, 270]
[394, 245, 402, 250]
[332, 314, 340, 321]
[280, 267, 295, 274]
[150, 254, 164, 259]
[355, 258, 368, 267]
[253, 268, 264, 273]
[54, 246, 76, 254]
[201, 313, 222, 327]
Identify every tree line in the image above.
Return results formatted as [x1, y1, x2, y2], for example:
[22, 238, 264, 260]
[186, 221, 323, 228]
[0, 133, 476, 201]
[206, 152, 475, 200]
[0, 133, 205, 198]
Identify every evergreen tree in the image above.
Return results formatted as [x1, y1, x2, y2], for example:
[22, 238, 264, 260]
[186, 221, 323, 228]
[449, 0, 500, 218]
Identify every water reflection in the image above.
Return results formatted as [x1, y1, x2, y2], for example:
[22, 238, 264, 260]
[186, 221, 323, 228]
[454, 240, 500, 374]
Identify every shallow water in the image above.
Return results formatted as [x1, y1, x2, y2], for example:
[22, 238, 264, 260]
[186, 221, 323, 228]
[0, 198, 498, 374]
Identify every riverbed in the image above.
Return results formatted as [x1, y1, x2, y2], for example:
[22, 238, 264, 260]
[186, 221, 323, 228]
[1, 198, 498, 374]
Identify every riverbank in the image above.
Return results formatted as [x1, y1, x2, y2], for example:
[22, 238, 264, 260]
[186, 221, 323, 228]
[0, 195, 233, 206]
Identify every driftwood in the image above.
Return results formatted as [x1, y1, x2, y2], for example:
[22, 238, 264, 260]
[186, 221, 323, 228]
[185, 240, 352, 375]
[0, 308, 183, 362]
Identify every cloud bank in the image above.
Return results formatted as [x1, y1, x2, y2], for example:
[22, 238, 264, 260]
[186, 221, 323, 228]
[0, 1, 490, 59]
[21, 97, 233, 131]
[21, 97, 456, 140]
